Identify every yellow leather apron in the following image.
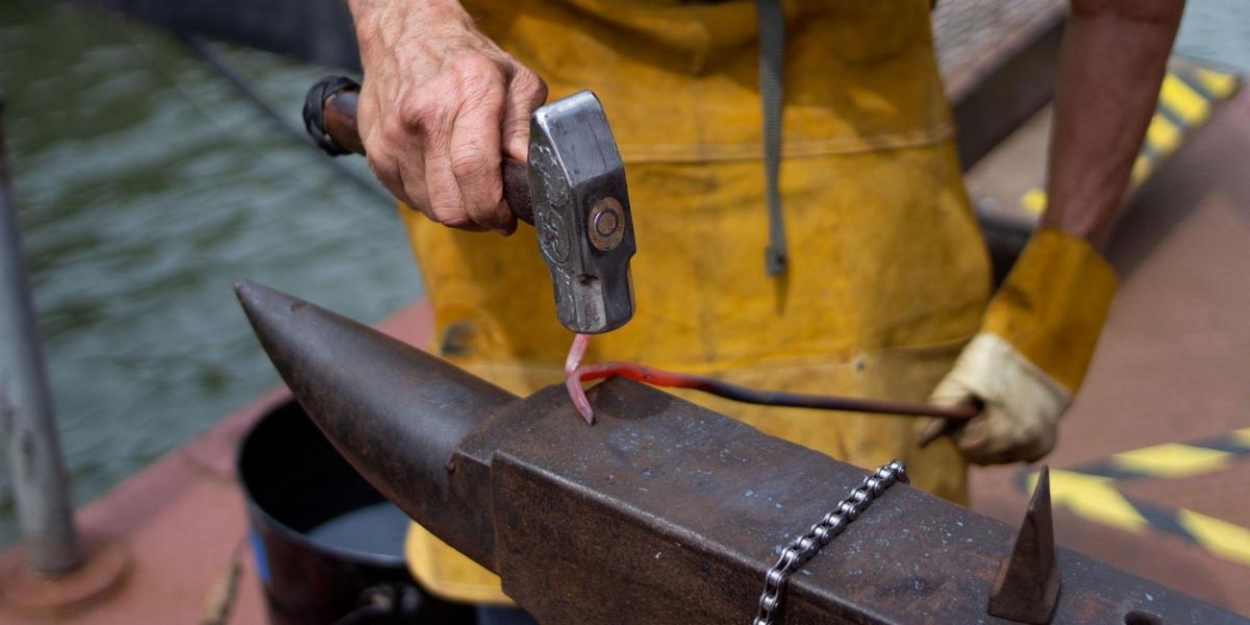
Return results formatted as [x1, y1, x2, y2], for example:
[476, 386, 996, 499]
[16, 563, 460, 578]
[400, 0, 991, 604]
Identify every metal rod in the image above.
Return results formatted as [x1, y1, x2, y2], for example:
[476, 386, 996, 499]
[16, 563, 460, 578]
[573, 361, 981, 421]
[0, 92, 83, 576]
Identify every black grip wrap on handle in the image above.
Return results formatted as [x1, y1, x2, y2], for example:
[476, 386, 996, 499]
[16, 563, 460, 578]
[304, 75, 361, 156]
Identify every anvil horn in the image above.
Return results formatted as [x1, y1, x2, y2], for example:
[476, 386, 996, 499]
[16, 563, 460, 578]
[234, 280, 517, 566]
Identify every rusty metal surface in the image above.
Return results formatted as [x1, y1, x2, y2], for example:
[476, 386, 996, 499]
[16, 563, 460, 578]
[234, 279, 517, 569]
[236, 282, 1245, 625]
[988, 468, 1061, 624]
[487, 382, 1240, 625]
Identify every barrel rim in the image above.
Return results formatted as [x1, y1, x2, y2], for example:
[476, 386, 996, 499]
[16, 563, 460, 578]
[235, 397, 408, 569]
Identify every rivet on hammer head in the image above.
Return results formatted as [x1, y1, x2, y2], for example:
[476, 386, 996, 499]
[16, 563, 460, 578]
[588, 197, 626, 252]
[987, 466, 1061, 624]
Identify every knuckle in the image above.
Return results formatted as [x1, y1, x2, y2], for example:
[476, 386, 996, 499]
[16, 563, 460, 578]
[512, 67, 548, 101]
[467, 202, 507, 230]
[397, 89, 452, 131]
[437, 211, 473, 229]
[364, 152, 388, 176]
[397, 96, 438, 132]
[1018, 420, 1054, 456]
[451, 57, 506, 100]
[450, 150, 495, 182]
[365, 150, 401, 185]
[399, 190, 428, 214]
[427, 197, 465, 225]
[450, 54, 502, 82]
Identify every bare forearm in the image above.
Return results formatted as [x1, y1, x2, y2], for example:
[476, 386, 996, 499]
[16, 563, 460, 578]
[347, 0, 474, 62]
[1043, 0, 1185, 249]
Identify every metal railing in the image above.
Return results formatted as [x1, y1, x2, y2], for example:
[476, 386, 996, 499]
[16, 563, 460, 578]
[0, 90, 84, 576]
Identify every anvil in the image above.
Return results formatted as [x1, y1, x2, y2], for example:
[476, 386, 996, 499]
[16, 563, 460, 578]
[236, 280, 1243, 625]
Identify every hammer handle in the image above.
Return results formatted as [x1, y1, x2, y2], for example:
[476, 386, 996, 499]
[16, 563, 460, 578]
[303, 75, 534, 225]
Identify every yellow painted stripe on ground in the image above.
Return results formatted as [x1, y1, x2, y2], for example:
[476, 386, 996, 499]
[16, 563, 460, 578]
[1231, 427, 1250, 447]
[1194, 68, 1238, 100]
[1161, 72, 1211, 125]
[1110, 443, 1233, 479]
[1145, 114, 1183, 157]
[1177, 509, 1250, 567]
[1043, 469, 1149, 533]
[1131, 154, 1152, 186]
[1020, 188, 1047, 214]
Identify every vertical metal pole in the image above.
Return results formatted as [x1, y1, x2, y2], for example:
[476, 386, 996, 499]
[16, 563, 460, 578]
[0, 91, 83, 575]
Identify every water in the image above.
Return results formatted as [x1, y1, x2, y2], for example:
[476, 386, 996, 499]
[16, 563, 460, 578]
[306, 501, 409, 560]
[0, 1, 422, 544]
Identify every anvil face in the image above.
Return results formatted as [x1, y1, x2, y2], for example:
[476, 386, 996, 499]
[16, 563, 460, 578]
[235, 281, 1243, 625]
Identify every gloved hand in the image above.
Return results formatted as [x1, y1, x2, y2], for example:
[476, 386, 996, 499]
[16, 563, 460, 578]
[920, 228, 1118, 465]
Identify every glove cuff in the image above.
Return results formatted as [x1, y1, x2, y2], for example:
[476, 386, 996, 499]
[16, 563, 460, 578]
[983, 228, 1117, 394]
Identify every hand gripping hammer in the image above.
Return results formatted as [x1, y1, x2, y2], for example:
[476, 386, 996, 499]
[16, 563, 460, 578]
[303, 76, 636, 334]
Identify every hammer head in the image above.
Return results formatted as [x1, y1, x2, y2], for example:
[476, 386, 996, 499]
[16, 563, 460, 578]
[528, 92, 635, 335]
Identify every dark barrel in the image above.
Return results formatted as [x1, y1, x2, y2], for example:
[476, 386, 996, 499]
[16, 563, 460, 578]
[237, 399, 475, 624]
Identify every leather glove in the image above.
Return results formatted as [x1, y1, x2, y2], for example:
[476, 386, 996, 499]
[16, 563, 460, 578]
[920, 228, 1118, 465]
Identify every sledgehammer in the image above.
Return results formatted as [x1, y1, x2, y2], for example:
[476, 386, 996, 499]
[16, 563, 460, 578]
[303, 76, 636, 335]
